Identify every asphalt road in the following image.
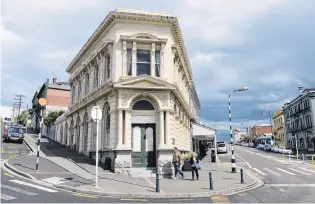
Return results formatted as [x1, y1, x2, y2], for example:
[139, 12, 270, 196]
[1, 140, 216, 203]
[228, 146, 315, 203]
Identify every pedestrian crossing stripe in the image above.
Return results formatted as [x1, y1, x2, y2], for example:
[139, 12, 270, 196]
[298, 167, 315, 173]
[275, 167, 296, 175]
[251, 167, 315, 177]
[253, 168, 267, 176]
[1, 184, 38, 195]
[263, 168, 281, 176]
[1, 193, 16, 200]
[9, 179, 58, 193]
[288, 168, 312, 175]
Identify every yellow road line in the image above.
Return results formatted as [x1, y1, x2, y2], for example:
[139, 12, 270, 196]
[211, 195, 231, 203]
[73, 193, 97, 198]
[120, 198, 148, 202]
[4, 172, 14, 178]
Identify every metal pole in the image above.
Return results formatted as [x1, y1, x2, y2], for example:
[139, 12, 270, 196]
[35, 109, 43, 171]
[95, 108, 99, 187]
[209, 172, 213, 190]
[229, 92, 237, 173]
[240, 168, 244, 184]
[295, 134, 299, 161]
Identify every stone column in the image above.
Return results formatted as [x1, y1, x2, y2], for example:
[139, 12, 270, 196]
[165, 111, 170, 146]
[159, 111, 165, 147]
[117, 110, 123, 148]
[124, 110, 130, 148]
[122, 41, 127, 76]
[87, 119, 92, 152]
[89, 64, 94, 92]
[132, 41, 137, 77]
[79, 123, 84, 152]
[151, 43, 155, 77]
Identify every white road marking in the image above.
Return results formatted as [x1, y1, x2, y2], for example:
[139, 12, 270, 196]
[9, 179, 58, 193]
[274, 186, 286, 192]
[298, 167, 315, 173]
[288, 168, 312, 176]
[1, 184, 38, 195]
[266, 184, 315, 187]
[253, 168, 268, 176]
[1, 193, 16, 200]
[144, 177, 156, 189]
[275, 167, 296, 175]
[263, 168, 281, 176]
[41, 177, 68, 185]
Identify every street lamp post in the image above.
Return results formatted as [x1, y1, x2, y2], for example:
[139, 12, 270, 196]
[229, 87, 248, 173]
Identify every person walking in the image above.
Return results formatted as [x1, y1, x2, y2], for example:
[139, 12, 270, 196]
[189, 153, 200, 181]
[172, 147, 184, 179]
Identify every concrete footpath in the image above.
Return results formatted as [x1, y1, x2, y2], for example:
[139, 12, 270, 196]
[3, 133, 264, 198]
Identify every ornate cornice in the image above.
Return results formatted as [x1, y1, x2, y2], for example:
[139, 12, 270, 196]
[66, 10, 193, 81]
[120, 33, 168, 44]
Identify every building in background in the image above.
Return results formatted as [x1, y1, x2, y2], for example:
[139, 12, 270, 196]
[272, 109, 285, 146]
[250, 124, 273, 137]
[283, 87, 315, 154]
[30, 78, 70, 133]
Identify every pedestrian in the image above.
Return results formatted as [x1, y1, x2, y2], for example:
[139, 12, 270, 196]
[189, 153, 200, 181]
[172, 147, 184, 179]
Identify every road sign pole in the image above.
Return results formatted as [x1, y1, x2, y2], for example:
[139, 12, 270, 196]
[91, 105, 102, 187]
[36, 109, 43, 171]
[95, 108, 99, 187]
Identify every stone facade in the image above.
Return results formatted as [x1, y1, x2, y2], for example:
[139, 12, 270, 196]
[55, 9, 200, 177]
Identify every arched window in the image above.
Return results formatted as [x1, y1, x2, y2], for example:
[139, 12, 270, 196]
[83, 114, 89, 151]
[78, 80, 82, 100]
[94, 65, 99, 88]
[85, 73, 90, 95]
[132, 100, 154, 110]
[102, 105, 110, 148]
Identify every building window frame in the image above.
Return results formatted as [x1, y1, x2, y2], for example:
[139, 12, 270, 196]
[136, 49, 151, 76]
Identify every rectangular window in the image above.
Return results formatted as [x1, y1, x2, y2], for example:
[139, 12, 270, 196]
[95, 66, 99, 88]
[127, 49, 132, 76]
[106, 55, 111, 79]
[85, 74, 89, 95]
[136, 49, 151, 76]
[155, 50, 160, 77]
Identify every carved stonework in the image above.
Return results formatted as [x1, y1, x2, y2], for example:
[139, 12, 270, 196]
[121, 92, 135, 106]
[158, 159, 173, 176]
[115, 159, 131, 168]
[154, 93, 168, 107]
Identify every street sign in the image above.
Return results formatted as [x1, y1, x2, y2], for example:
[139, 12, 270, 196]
[39, 98, 47, 106]
[91, 105, 102, 121]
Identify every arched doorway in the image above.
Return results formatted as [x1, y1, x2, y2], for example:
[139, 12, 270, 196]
[83, 113, 89, 152]
[70, 120, 74, 147]
[64, 123, 68, 146]
[76, 117, 81, 152]
[60, 125, 63, 144]
[131, 100, 156, 168]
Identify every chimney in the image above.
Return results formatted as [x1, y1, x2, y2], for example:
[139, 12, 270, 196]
[53, 77, 57, 84]
[298, 85, 303, 95]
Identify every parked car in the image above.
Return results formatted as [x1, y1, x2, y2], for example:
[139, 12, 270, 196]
[249, 143, 254, 147]
[217, 143, 228, 153]
[271, 146, 279, 153]
[256, 144, 265, 150]
[264, 144, 272, 151]
[3, 126, 24, 143]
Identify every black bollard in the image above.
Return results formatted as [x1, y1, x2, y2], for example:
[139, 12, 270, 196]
[156, 172, 160, 192]
[209, 172, 213, 190]
[240, 168, 244, 184]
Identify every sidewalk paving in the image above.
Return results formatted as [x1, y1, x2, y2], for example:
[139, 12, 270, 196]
[4, 133, 261, 198]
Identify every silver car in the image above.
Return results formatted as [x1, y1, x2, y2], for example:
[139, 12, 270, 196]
[3, 126, 24, 143]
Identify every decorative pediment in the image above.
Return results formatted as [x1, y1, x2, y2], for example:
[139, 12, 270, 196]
[113, 76, 175, 90]
[120, 33, 168, 43]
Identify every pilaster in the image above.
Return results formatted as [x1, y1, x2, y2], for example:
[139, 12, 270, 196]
[122, 41, 127, 76]
[151, 43, 155, 77]
[117, 110, 123, 148]
[132, 41, 137, 77]
[160, 43, 165, 77]
[159, 111, 165, 148]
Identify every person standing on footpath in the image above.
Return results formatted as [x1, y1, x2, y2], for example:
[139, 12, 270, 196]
[189, 153, 200, 181]
[172, 147, 184, 179]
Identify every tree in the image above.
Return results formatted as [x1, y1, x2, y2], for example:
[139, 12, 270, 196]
[43, 110, 64, 126]
[16, 110, 28, 125]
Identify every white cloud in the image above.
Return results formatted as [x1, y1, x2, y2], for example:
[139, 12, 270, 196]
[256, 98, 293, 111]
[0, 21, 27, 49]
[177, 0, 283, 45]
[0, 106, 13, 118]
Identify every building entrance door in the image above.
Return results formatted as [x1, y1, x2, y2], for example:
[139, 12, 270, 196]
[131, 124, 156, 167]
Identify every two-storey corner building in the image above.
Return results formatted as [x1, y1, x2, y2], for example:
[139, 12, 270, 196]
[55, 9, 200, 177]
[283, 88, 315, 154]
[272, 109, 285, 146]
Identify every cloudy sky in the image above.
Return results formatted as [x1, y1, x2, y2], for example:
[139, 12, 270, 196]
[2, 0, 315, 139]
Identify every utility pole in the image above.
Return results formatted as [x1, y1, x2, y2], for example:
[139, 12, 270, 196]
[13, 94, 26, 120]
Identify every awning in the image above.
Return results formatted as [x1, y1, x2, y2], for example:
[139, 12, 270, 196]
[191, 123, 216, 140]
